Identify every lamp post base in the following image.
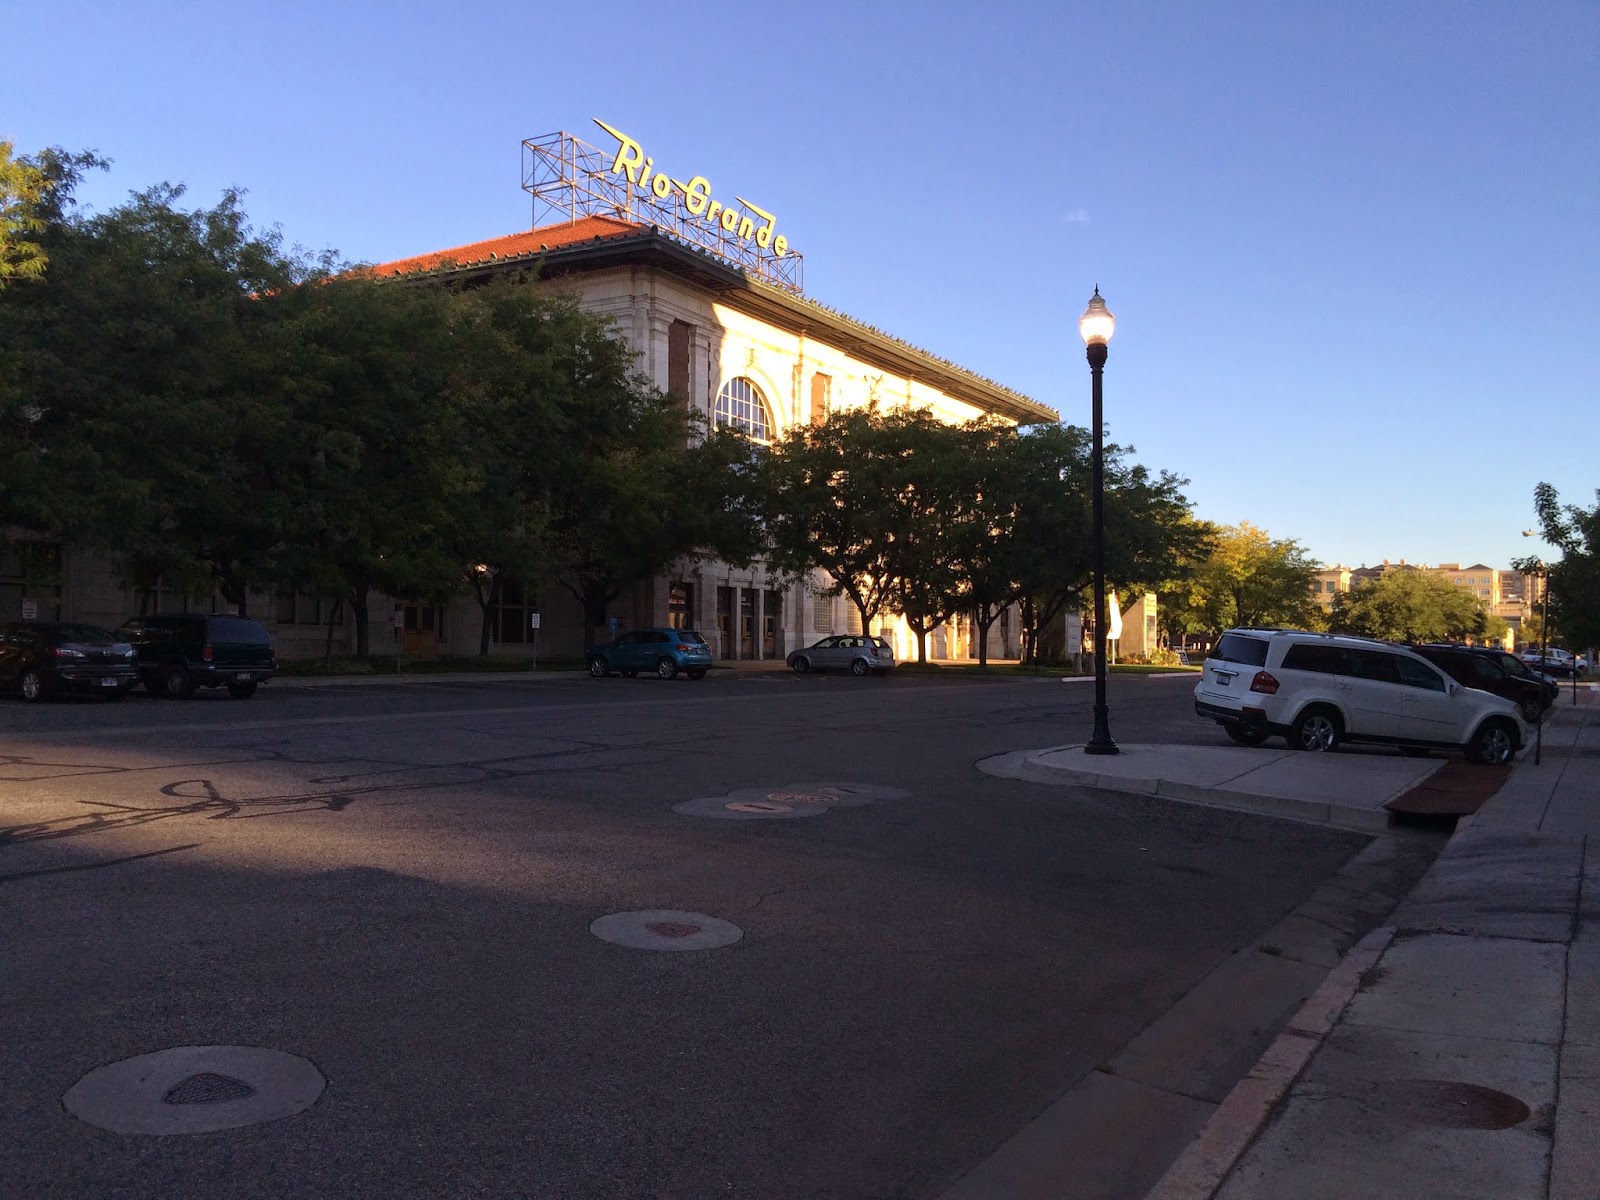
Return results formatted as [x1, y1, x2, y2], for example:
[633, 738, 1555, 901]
[1085, 706, 1119, 755]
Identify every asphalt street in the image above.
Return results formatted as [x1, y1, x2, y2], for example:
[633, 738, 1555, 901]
[3, 671, 1381, 1199]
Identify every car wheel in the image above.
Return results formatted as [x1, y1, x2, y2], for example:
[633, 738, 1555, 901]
[656, 656, 679, 680]
[1224, 724, 1268, 746]
[19, 668, 48, 702]
[1519, 696, 1543, 724]
[790, 656, 810, 674]
[1289, 706, 1341, 752]
[686, 669, 706, 680]
[850, 658, 869, 677]
[162, 665, 195, 700]
[226, 681, 258, 699]
[588, 656, 609, 678]
[1467, 719, 1517, 766]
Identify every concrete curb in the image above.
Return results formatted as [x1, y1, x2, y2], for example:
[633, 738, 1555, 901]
[977, 748, 1398, 834]
[1142, 925, 1396, 1200]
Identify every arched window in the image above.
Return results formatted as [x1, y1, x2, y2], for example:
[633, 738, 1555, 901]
[714, 377, 773, 442]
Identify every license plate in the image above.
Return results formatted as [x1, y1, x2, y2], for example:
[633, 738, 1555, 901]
[235, 672, 253, 682]
[99, 677, 118, 687]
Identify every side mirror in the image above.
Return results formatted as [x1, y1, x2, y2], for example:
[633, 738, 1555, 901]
[1448, 682, 1461, 696]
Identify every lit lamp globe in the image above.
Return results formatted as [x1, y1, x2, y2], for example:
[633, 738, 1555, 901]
[1079, 288, 1115, 348]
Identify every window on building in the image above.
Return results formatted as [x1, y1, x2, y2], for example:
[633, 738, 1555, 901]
[492, 576, 536, 644]
[275, 587, 343, 626]
[846, 605, 863, 635]
[714, 377, 773, 442]
[813, 593, 832, 632]
[668, 320, 694, 405]
[131, 577, 227, 617]
[668, 580, 694, 629]
[0, 541, 63, 622]
[810, 373, 831, 425]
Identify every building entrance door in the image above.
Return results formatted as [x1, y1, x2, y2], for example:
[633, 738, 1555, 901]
[716, 587, 734, 661]
[763, 589, 783, 658]
[403, 604, 440, 657]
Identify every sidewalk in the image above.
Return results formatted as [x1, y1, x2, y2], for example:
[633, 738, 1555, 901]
[1146, 688, 1600, 1200]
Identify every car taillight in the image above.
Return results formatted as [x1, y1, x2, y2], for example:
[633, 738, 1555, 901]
[203, 644, 214, 662]
[1250, 671, 1280, 695]
[676, 644, 695, 653]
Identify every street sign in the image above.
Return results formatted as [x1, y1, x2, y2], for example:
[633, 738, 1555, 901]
[392, 608, 405, 630]
[529, 613, 541, 629]
[20, 599, 38, 621]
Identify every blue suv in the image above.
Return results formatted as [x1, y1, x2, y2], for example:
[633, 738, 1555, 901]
[587, 628, 713, 680]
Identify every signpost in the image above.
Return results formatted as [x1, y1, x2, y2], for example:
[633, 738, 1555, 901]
[393, 607, 404, 673]
[530, 612, 541, 671]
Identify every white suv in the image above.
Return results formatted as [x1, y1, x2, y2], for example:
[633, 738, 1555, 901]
[1194, 629, 1524, 765]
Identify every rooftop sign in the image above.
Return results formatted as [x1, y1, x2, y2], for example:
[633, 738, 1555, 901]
[521, 122, 804, 295]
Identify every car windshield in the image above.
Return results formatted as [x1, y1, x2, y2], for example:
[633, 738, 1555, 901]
[53, 623, 119, 642]
[208, 618, 270, 644]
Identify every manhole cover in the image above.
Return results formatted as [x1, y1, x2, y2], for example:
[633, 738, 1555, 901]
[590, 909, 743, 952]
[672, 795, 827, 820]
[63, 1046, 325, 1135]
[1379, 1079, 1531, 1130]
[162, 1073, 257, 1105]
[726, 800, 795, 814]
[765, 791, 839, 806]
[644, 921, 703, 938]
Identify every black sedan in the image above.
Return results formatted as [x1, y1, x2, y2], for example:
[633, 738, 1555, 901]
[0, 621, 139, 701]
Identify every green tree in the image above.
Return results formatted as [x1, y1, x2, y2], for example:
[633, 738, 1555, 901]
[879, 410, 973, 663]
[544, 315, 764, 649]
[1006, 426, 1203, 665]
[1328, 569, 1489, 643]
[1523, 482, 1600, 655]
[1162, 521, 1321, 638]
[0, 141, 55, 287]
[0, 177, 315, 610]
[761, 404, 904, 639]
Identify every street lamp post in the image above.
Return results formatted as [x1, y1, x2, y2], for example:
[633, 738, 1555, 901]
[1080, 288, 1118, 755]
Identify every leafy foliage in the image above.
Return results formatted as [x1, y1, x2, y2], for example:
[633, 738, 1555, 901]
[1328, 568, 1495, 643]
[1160, 521, 1321, 638]
[1522, 482, 1600, 650]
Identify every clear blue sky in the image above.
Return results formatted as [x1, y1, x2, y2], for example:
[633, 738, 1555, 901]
[6, 1, 1596, 571]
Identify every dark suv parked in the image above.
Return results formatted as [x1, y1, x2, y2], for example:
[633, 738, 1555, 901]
[1412, 643, 1551, 723]
[119, 614, 277, 699]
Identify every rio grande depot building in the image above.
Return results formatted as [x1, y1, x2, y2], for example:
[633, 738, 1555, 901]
[357, 213, 1060, 664]
[22, 213, 1177, 664]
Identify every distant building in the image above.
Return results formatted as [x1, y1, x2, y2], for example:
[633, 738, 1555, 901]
[1309, 557, 1541, 648]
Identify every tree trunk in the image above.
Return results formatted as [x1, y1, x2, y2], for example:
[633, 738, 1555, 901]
[906, 620, 929, 663]
[852, 596, 875, 642]
[324, 599, 342, 659]
[1019, 595, 1038, 665]
[352, 582, 371, 657]
[474, 572, 495, 657]
[975, 610, 995, 667]
[582, 580, 611, 651]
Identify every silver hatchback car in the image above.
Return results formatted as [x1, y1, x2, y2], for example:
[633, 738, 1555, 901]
[787, 635, 896, 676]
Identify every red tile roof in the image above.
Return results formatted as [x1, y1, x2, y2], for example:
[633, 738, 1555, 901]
[364, 215, 644, 277]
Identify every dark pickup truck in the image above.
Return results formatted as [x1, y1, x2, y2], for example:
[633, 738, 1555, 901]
[119, 614, 278, 699]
